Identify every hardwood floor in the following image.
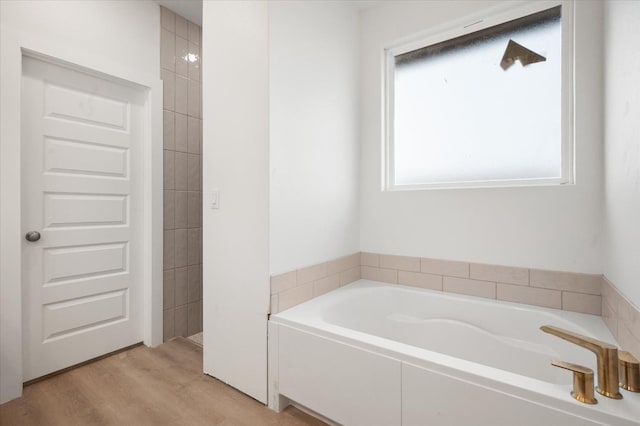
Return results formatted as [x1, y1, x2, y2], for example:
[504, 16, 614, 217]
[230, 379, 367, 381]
[0, 339, 326, 426]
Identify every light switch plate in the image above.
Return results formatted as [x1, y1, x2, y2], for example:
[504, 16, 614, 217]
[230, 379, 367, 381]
[210, 189, 219, 209]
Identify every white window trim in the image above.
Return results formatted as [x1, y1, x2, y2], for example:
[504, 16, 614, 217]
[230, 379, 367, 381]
[382, 0, 574, 191]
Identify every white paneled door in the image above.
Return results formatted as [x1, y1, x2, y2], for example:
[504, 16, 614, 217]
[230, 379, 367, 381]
[21, 56, 145, 381]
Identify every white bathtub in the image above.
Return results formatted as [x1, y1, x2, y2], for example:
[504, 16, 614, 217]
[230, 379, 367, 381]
[268, 280, 640, 426]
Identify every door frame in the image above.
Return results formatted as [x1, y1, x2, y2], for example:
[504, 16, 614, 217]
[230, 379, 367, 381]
[0, 29, 163, 403]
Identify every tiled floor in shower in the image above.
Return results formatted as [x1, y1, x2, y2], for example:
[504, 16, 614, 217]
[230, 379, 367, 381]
[187, 332, 203, 346]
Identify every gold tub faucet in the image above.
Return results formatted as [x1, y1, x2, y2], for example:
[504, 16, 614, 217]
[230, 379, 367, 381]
[540, 325, 623, 399]
[551, 360, 597, 404]
[619, 351, 640, 392]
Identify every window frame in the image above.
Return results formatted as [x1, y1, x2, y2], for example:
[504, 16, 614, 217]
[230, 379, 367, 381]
[382, 0, 574, 191]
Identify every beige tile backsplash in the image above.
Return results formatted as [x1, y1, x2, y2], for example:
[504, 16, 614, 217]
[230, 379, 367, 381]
[444, 276, 496, 299]
[297, 262, 328, 285]
[398, 271, 442, 291]
[278, 283, 314, 312]
[360, 252, 380, 267]
[470, 263, 529, 286]
[420, 257, 469, 278]
[602, 277, 640, 359]
[313, 274, 340, 297]
[271, 254, 363, 314]
[361, 265, 398, 284]
[161, 6, 202, 341]
[271, 252, 640, 358]
[328, 253, 359, 275]
[271, 271, 297, 294]
[562, 291, 601, 316]
[380, 254, 420, 272]
[271, 252, 603, 319]
[497, 283, 561, 309]
[339, 266, 361, 286]
[530, 269, 601, 295]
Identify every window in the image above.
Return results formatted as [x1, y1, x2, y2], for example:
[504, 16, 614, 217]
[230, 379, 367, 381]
[384, 3, 573, 190]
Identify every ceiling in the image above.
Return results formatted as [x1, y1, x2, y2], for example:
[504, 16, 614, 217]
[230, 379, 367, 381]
[352, 1, 383, 10]
[154, 0, 384, 27]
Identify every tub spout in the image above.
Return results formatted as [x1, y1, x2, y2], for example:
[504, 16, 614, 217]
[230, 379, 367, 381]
[540, 325, 622, 399]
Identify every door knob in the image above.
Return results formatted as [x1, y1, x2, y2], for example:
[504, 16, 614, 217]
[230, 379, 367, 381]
[25, 231, 41, 242]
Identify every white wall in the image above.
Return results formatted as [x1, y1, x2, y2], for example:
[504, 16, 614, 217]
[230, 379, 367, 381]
[603, 1, 640, 307]
[202, 1, 361, 402]
[0, 1, 160, 69]
[202, 0, 270, 404]
[359, 1, 604, 274]
[269, 1, 360, 275]
[0, 0, 161, 404]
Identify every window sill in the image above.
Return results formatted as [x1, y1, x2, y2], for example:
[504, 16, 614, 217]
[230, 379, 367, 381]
[384, 178, 574, 192]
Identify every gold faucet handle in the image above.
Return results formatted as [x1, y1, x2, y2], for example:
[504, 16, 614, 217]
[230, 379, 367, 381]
[551, 360, 598, 404]
[619, 351, 640, 392]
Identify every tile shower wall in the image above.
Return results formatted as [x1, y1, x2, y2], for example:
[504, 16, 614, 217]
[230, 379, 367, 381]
[160, 7, 202, 341]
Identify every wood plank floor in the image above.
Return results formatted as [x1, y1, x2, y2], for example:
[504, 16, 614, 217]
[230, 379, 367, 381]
[0, 338, 326, 426]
